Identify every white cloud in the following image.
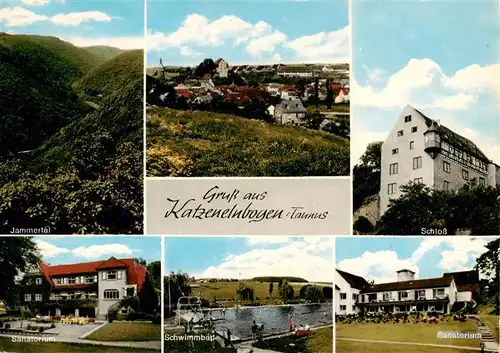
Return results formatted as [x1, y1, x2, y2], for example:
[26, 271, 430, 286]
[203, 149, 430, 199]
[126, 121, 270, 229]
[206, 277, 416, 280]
[0, 7, 48, 27]
[36, 240, 70, 258]
[72, 244, 134, 259]
[50, 11, 111, 26]
[192, 238, 332, 282]
[149, 14, 349, 63]
[246, 236, 293, 245]
[64, 36, 144, 50]
[179, 45, 201, 57]
[22, 0, 49, 6]
[246, 31, 287, 56]
[285, 26, 349, 63]
[362, 65, 385, 82]
[443, 63, 500, 93]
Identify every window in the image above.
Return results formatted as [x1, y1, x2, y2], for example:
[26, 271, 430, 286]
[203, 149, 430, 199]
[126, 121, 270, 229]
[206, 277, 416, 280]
[397, 130, 404, 137]
[413, 156, 422, 169]
[352, 293, 359, 301]
[462, 169, 469, 181]
[433, 288, 445, 298]
[36, 278, 42, 285]
[340, 305, 346, 311]
[24, 294, 31, 302]
[414, 177, 423, 184]
[68, 277, 76, 284]
[35, 294, 42, 301]
[404, 115, 412, 122]
[411, 126, 417, 133]
[389, 163, 398, 175]
[340, 293, 347, 300]
[54, 278, 62, 285]
[104, 289, 120, 300]
[416, 290, 426, 299]
[479, 177, 486, 186]
[383, 292, 392, 301]
[85, 275, 95, 284]
[107, 270, 117, 280]
[388, 183, 397, 194]
[410, 141, 414, 150]
[444, 181, 450, 190]
[443, 161, 451, 173]
[392, 148, 399, 155]
[398, 291, 409, 300]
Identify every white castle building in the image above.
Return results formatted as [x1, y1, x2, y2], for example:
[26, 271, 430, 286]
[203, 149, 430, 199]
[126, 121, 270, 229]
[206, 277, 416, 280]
[379, 105, 500, 216]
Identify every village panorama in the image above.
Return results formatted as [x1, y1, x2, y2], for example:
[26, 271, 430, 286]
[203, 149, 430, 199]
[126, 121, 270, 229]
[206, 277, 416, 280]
[146, 58, 350, 177]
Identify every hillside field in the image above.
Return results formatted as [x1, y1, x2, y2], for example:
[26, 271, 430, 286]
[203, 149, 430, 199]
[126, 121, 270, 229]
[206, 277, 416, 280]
[147, 108, 349, 176]
[187, 280, 330, 305]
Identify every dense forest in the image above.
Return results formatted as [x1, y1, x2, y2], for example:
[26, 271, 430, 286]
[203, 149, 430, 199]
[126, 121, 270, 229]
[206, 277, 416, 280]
[0, 33, 143, 234]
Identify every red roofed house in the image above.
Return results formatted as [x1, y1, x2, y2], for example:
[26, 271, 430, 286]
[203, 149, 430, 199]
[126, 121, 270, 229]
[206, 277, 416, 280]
[20, 257, 149, 319]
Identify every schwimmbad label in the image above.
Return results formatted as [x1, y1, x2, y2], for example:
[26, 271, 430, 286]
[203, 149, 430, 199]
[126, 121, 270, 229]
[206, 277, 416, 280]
[146, 177, 351, 235]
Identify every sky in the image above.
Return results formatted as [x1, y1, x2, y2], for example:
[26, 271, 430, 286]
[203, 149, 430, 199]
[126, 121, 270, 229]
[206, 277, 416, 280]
[0, 0, 144, 49]
[147, 0, 348, 67]
[336, 236, 499, 284]
[351, 0, 500, 166]
[33, 236, 161, 265]
[165, 236, 333, 283]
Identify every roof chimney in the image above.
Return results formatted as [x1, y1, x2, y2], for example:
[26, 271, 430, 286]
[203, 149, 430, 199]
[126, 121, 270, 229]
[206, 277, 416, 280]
[396, 269, 415, 282]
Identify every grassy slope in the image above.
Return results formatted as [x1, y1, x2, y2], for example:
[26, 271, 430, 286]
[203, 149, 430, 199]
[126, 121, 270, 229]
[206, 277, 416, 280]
[479, 305, 500, 342]
[147, 108, 349, 176]
[74, 50, 143, 100]
[0, 338, 158, 353]
[336, 340, 478, 353]
[336, 321, 480, 347]
[82, 45, 127, 62]
[86, 322, 161, 342]
[190, 281, 317, 304]
[254, 327, 333, 353]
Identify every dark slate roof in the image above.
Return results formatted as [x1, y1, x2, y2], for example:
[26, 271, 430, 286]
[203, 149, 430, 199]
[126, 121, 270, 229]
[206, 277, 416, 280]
[396, 269, 415, 273]
[335, 285, 340, 290]
[336, 269, 370, 290]
[215, 58, 224, 65]
[360, 276, 453, 293]
[413, 106, 490, 163]
[276, 99, 306, 114]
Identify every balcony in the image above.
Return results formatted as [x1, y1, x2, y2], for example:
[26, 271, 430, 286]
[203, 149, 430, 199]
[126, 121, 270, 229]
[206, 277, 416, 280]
[358, 294, 449, 306]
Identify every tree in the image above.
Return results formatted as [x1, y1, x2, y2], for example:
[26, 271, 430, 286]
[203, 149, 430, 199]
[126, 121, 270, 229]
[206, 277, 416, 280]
[353, 141, 383, 211]
[135, 258, 147, 266]
[269, 282, 274, 299]
[304, 285, 325, 303]
[194, 58, 216, 78]
[0, 237, 39, 303]
[325, 79, 334, 109]
[164, 271, 191, 316]
[475, 238, 500, 314]
[147, 261, 161, 289]
[236, 283, 255, 304]
[279, 280, 294, 303]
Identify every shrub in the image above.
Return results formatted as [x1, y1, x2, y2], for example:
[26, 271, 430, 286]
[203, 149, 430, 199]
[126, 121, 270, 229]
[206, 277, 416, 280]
[39, 327, 45, 332]
[0, 322, 3, 328]
[151, 314, 161, 325]
[353, 216, 374, 234]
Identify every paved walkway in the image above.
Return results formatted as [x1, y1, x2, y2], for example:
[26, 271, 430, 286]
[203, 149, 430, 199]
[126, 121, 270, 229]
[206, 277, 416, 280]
[337, 337, 485, 351]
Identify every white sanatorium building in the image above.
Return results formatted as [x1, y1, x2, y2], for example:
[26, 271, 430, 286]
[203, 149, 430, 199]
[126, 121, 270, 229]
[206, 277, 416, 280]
[380, 105, 500, 216]
[335, 269, 479, 315]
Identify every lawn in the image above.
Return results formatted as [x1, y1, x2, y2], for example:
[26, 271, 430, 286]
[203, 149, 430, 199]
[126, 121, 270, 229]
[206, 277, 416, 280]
[336, 340, 478, 353]
[478, 305, 499, 343]
[0, 337, 159, 353]
[189, 281, 325, 306]
[336, 321, 481, 348]
[253, 326, 333, 353]
[146, 108, 349, 177]
[164, 328, 236, 353]
[307, 104, 350, 114]
[86, 322, 161, 342]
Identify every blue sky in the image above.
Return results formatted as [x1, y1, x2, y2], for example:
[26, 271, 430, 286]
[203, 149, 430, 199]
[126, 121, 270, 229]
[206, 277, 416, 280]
[1, 0, 144, 49]
[351, 0, 500, 165]
[165, 237, 333, 282]
[34, 236, 161, 265]
[147, 0, 348, 66]
[336, 237, 498, 284]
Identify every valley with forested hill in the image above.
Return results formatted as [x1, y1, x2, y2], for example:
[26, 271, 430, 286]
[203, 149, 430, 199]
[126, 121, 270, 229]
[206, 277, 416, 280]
[0, 33, 143, 234]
